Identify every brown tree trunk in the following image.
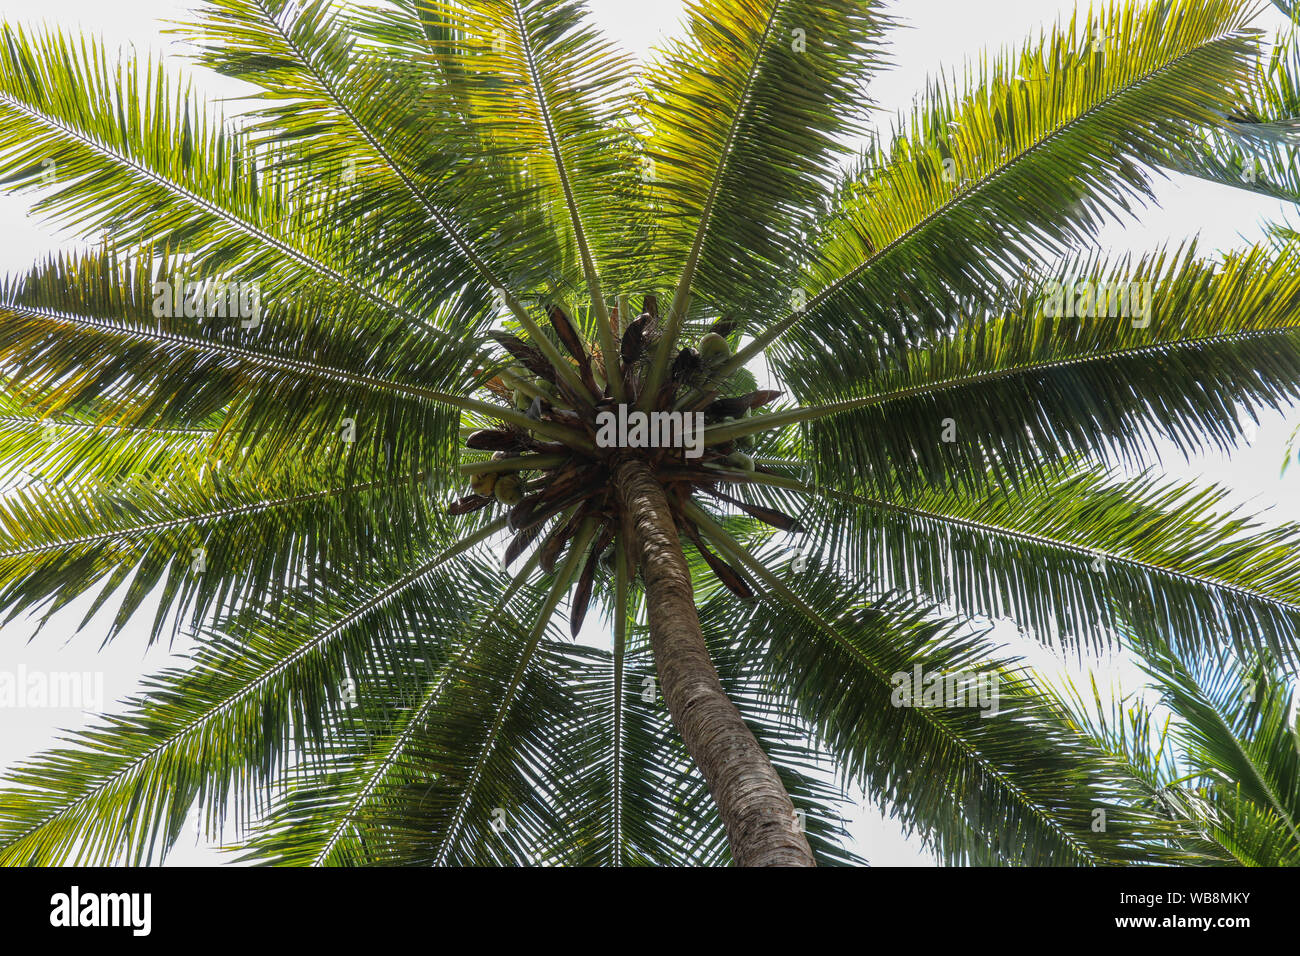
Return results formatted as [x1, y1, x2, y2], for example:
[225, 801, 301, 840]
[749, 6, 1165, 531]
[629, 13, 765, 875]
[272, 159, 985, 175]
[613, 457, 815, 867]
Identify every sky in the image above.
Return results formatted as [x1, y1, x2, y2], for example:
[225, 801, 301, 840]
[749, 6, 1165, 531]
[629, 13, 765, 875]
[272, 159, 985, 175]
[0, 0, 1297, 867]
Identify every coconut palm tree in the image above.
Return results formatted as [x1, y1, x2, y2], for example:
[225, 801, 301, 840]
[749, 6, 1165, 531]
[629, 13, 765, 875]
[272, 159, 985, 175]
[2, 0, 1300, 867]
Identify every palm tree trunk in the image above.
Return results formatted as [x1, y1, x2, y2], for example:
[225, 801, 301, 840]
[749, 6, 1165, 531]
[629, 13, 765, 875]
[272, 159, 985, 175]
[613, 457, 815, 867]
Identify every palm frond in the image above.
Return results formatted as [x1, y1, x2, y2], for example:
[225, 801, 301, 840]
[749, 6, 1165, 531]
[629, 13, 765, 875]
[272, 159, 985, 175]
[781, 241, 1300, 495]
[684, 504, 1198, 865]
[0, 448, 456, 643]
[179, 0, 595, 398]
[1163, 25, 1300, 200]
[639, 0, 889, 396]
[0, 23, 466, 330]
[0, 392, 217, 489]
[1135, 634, 1300, 863]
[749, 460, 1300, 663]
[421, 1, 641, 345]
[713, 0, 1261, 385]
[0, 524, 503, 865]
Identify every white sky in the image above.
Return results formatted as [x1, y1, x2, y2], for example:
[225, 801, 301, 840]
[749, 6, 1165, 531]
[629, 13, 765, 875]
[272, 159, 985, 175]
[0, 0, 1297, 867]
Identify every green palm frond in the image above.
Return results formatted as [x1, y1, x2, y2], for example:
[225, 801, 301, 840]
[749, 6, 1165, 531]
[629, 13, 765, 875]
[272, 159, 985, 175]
[712, 0, 1261, 387]
[245, 543, 581, 867]
[179, 0, 524, 298]
[1054, 676, 1233, 863]
[0, 247, 493, 475]
[424, 1, 642, 304]
[178, 0, 599, 397]
[1137, 636, 1300, 864]
[247, 570, 867, 866]
[746, 460, 1300, 661]
[1163, 24, 1300, 199]
[682, 511, 1198, 865]
[1063, 634, 1300, 864]
[0, 449, 450, 643]
[773, 241, 1300, 495]
[639, 0, 889, 395]
[0, 23, 471, 330]
[0, 526, 504, 865]
[0, 392, 217, 489]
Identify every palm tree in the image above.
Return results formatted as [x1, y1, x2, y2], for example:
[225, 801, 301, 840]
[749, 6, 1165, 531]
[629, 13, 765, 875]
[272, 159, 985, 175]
[2, 0, 1300, 866]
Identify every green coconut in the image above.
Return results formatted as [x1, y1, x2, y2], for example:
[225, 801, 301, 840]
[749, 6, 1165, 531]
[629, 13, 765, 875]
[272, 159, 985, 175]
[470, 471, 497, 496]
[724, 451, 755, 472]
[717, 415, 752, 450]
[698, 332, 730, 364]
[494, 474, 524, 505]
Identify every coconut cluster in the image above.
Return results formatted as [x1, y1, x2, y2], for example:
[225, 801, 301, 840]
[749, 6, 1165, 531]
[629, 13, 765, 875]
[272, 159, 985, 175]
[468, 454, 525, 505]
[447, 298, 801, 634]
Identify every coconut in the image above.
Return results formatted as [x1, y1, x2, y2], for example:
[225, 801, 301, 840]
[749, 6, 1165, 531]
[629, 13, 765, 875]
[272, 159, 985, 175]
[494, 474, 524, 505]
[470, 471, 498, 496]
[724, 451, 755, 472]
[717, 415, 751, 449]
[698, 332, 730, 364]
[512, 387, 531, 410]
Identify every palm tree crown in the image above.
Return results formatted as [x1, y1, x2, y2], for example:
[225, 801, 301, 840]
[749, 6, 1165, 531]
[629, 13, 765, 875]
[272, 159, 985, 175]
[1, 0, 1299, 866]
